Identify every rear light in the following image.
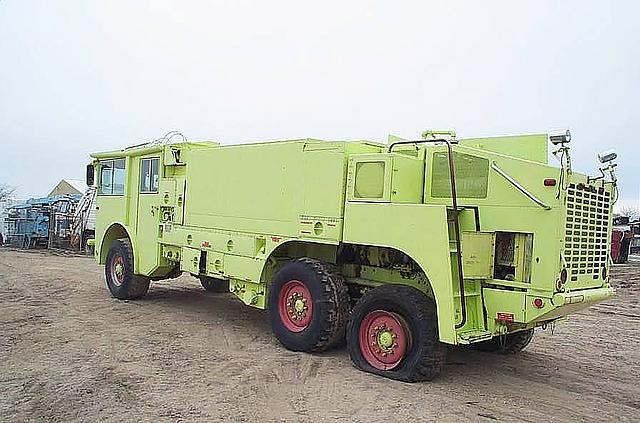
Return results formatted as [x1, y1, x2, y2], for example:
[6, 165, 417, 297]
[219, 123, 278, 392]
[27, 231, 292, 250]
[556, 268, 568, 292]
[544, 178, 557, 186]
[533, 298, 544, 309]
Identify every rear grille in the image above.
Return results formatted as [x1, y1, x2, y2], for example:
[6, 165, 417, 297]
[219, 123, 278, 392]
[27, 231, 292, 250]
[564, 183, 611, 282]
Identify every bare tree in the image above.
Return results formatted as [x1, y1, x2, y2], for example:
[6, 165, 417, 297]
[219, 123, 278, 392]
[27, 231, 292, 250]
[0, 183, 16, 202]
[619, 205, 640, 220]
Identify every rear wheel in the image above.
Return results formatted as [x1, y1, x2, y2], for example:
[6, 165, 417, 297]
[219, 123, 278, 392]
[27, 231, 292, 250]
[82, 230, 95, 254]
[199, 276, 229, 293]
[347, 284, 446, 382]
[268, 258, 349, 352]
[472, 329, 534, 354]
[105, 238, 150, 300]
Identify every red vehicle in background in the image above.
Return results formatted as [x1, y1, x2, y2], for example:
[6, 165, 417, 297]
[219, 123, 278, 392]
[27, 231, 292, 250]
[611, 216, 634, 264]
[630, 220, 640, 255]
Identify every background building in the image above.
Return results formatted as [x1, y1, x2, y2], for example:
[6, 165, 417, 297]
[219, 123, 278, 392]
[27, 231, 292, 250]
[48, 179, 87, 197]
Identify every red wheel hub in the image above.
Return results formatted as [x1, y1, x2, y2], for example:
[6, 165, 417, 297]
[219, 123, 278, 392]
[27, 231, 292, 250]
[111, 255, 125, 286]
[278, 280, 313, 332]
[358, 310, 409, 370]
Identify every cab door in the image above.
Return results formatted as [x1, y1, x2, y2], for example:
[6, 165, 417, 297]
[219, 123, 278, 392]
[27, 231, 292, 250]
[94, 157, 128, 260]
[135, 156, 162, 275]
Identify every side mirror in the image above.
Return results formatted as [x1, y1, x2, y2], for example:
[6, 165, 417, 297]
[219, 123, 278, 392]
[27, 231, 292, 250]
[86, 163, 95, 186]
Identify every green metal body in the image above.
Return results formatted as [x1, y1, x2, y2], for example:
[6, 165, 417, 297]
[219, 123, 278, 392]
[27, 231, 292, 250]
[90, 133, 615, 345]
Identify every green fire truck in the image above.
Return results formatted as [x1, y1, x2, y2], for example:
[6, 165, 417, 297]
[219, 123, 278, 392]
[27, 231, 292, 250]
[88, 130, 617, 381]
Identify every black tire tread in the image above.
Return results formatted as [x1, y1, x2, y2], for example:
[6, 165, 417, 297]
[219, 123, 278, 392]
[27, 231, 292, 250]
[268, 257, 349, 353]
[199, 276, 229, 293]
[296, 257, 350, 352]
[347, 284, 446, 382]
[105, 238, 150, 300]
[501, 329, 534, 354]
[473, 329, 534, 354]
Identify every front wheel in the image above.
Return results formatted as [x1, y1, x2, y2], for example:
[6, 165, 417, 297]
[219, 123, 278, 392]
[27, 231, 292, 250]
[105, 238, 150, 300]
[347, 284, 446, 382]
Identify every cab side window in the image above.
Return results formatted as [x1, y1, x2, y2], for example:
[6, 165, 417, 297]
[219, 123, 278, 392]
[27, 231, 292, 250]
[99, 158, 126, 195]
[140, 158, 160, 193]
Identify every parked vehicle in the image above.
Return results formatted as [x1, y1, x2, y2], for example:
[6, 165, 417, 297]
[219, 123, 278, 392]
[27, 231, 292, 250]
[611, 216, 633, 263]
[6, 195, 80, 249]
[70, 187, 96, 253]
[89, 130, 617, 381]
[630, 221, 640, 255]
[0, 197, 23, 246]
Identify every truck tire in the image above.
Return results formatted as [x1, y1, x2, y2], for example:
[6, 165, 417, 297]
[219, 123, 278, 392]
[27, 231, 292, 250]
[105, 238, 150, 300]
[268, 258, 349, 353]
[150, 266, 182, 282]
[347, 284, 446, 382]
[472, 329, 534, 354]
[82, 230, 95, 254]
[199, 276, 229, 293]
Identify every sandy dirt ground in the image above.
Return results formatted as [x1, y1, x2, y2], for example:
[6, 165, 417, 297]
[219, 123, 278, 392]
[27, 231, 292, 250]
[0, 248, 638, 422]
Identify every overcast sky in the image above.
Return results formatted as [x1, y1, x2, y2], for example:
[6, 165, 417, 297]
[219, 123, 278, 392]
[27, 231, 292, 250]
[0, 1, 638, 210]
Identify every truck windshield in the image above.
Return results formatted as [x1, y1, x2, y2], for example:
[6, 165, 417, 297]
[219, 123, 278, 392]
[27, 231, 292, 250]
[99, 158, 126, 195]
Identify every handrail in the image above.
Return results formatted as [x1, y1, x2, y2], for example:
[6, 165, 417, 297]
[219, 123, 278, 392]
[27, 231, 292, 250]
[388, 139, 467, 330]
[490, 162, 551, 210]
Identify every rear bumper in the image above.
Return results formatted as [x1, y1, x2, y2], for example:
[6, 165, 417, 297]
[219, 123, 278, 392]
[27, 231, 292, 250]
[530, 286, 614, 323]
[460, 286, 614, 344]
[552, 287, 615, 307]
